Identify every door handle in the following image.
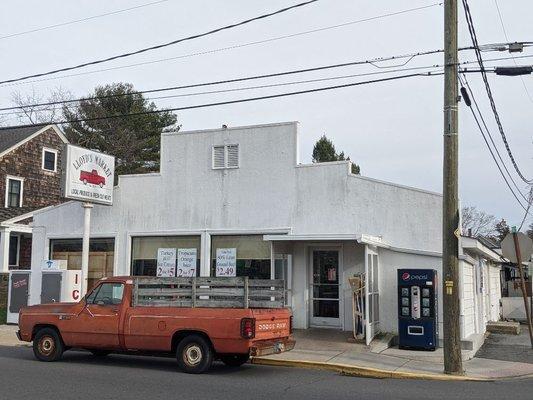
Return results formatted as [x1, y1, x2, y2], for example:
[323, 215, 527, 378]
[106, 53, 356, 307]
[111, 309, 119, 314]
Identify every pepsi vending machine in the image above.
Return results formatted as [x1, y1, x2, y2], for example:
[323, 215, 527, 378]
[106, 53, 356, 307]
[397, 269, 438, 350]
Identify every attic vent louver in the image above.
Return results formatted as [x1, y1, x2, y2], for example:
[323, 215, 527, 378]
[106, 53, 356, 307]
[212, 144, 239, 169]
[213, 145, 225, 169]
[227, 144, 239, 168]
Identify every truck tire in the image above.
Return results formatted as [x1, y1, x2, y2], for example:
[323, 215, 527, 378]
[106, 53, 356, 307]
[221, 354, 249, 367]
[33, 328, 64, 362]
[176, 334, 213, 374]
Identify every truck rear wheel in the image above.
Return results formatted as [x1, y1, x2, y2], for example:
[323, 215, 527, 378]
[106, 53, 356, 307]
[221, 354, 249, 367]
[33, 328, 64, 362]
[176, 334, 213, 374]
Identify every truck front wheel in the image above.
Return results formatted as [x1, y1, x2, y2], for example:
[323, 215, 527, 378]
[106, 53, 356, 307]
[33, 328, 64, 362]
[176, 334, 213, 374]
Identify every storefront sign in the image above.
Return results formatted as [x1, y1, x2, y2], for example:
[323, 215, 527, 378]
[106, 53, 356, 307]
[41, 260, 62, 271]
[41, 259, 67, 271]
[177, 248, 197, 277]
[216, 248, 237, 277]
[62, 144, 115, 205]
[157, 248, 176, 277]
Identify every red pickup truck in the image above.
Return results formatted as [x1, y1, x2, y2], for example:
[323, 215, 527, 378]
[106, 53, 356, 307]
[17, 276, 294, 373]
[79, 169, 106, 187]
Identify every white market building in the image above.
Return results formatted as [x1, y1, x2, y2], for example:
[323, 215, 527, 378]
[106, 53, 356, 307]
[27, 122, 502, 349]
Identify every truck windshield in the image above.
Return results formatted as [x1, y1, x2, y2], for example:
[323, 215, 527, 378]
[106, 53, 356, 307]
[89, 283, 124, 306]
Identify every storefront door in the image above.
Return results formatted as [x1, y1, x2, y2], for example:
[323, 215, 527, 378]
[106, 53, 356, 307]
[310, 249, 341, 327]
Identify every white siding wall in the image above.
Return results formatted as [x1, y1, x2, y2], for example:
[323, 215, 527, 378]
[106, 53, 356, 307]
[460, 261, 476, 339]
[377, 248, 443, 337]
[488, 265, 502, 322]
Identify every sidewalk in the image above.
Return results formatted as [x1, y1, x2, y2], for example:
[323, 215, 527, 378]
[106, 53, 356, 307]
[252, 329, 533, 381]
[0, 325, 27, 347]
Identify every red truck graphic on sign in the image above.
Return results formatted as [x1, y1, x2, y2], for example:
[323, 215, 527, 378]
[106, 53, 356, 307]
[80, 169, 106, 187]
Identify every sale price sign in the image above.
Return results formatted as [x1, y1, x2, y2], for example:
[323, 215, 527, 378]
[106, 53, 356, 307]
[177, 248, 197, 277]
[157, 248, 176, 277]
[216, 248, 237, 277]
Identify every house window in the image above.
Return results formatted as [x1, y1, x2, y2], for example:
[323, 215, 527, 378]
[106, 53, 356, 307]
[131, 236, 201, 277]
[9, 234, 19, 266]
[211, 235, 271, 279]
[42, 148, 57, 172]
[212, 144, 239, 169]
[5, 177, 23, 208]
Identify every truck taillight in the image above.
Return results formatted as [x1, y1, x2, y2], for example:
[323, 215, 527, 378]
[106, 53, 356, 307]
[289, 315, 293, 334]
[241, 318, 255, 339]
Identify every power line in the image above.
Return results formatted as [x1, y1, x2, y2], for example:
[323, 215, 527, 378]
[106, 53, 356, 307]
[0, 0, 172, 41]
[493, 0, 533, 104]
[518, 187, 533, 230]
[0, 1, 319, 85]
[459, 74, 530, 214]
[0, 2, 445, 89]
[460, 73, 529, 203]
[1, 44, 525, 112]
[0, 49, 448, 112]
[0, 72, 441, 130]
[462, 0, 532, 184]
[0, 65, 445, 118]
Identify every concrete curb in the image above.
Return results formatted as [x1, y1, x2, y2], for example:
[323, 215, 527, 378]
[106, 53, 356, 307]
[251, 357, 492, 382]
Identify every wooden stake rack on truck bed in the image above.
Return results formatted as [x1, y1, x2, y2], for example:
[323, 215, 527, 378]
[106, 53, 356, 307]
[132, 277, 285, 308]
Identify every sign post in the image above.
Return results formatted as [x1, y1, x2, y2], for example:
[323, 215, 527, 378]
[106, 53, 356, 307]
[81, 203, 93, 296]
[62, 144, 115, 297]
[501, 230, 533, 348]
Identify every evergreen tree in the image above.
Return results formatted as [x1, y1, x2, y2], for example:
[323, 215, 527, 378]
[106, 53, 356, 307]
[63, 83, 179, 181]
[312, 134, 360, 174]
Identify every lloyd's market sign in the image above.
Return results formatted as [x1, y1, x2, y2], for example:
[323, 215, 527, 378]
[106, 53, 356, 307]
[63, 144, 115, 205]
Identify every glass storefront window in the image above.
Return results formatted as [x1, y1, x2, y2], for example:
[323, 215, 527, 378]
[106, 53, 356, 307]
[131, 236, 201, 277]
[210, 235, 271, 279]
[50, 238, 115, 290]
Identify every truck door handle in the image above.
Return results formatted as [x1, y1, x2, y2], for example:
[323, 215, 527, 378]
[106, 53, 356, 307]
[111, 309, 119, 314]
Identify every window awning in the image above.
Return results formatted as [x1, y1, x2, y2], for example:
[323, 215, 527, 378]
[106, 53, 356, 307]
[263, 233, 387, 247]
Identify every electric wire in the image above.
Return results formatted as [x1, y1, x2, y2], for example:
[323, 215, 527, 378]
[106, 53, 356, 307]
[0, 0, 172, 41]
[458, 74, 530, 214]
[493, 0, 533, 104]
[460, 73, 529, 203]
[518, 187, 533, 230]
[0, 49, 449, 112]
[0, 2, 444, 89]
[1, 47, 527, 113]
[0, 65, 445, 118]
[462, 0, 532, 184]
[0, 0, 319, 85]
[0, 72, 441, 130]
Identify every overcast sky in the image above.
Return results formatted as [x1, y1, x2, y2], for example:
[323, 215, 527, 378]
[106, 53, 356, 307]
[0, 0, 531, 228]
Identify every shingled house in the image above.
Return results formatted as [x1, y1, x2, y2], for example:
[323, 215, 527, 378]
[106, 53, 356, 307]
[0, 125, 68, 273]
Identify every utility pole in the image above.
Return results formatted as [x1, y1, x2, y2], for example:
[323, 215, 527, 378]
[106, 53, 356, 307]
[442, 0, 464, 375]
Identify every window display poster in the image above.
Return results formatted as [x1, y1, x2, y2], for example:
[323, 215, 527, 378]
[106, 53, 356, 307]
[216, 248, 237, 277]
[177, 248, 197, 277]
[157, 248, 176, 277]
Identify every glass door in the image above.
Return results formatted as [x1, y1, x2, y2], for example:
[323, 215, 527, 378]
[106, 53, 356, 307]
[310, 250, 341, 327]
[365, 248, 380, 345]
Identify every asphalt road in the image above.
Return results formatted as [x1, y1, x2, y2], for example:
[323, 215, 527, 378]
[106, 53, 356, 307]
[0, 346, 531, 400]
[476, 328, 533, 364]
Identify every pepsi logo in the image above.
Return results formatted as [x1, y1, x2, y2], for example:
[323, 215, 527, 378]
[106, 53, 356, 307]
[402, 272, 410, 281]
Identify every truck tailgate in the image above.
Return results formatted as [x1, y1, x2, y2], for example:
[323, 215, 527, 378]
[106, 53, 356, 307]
[252, 308, 291, 340]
